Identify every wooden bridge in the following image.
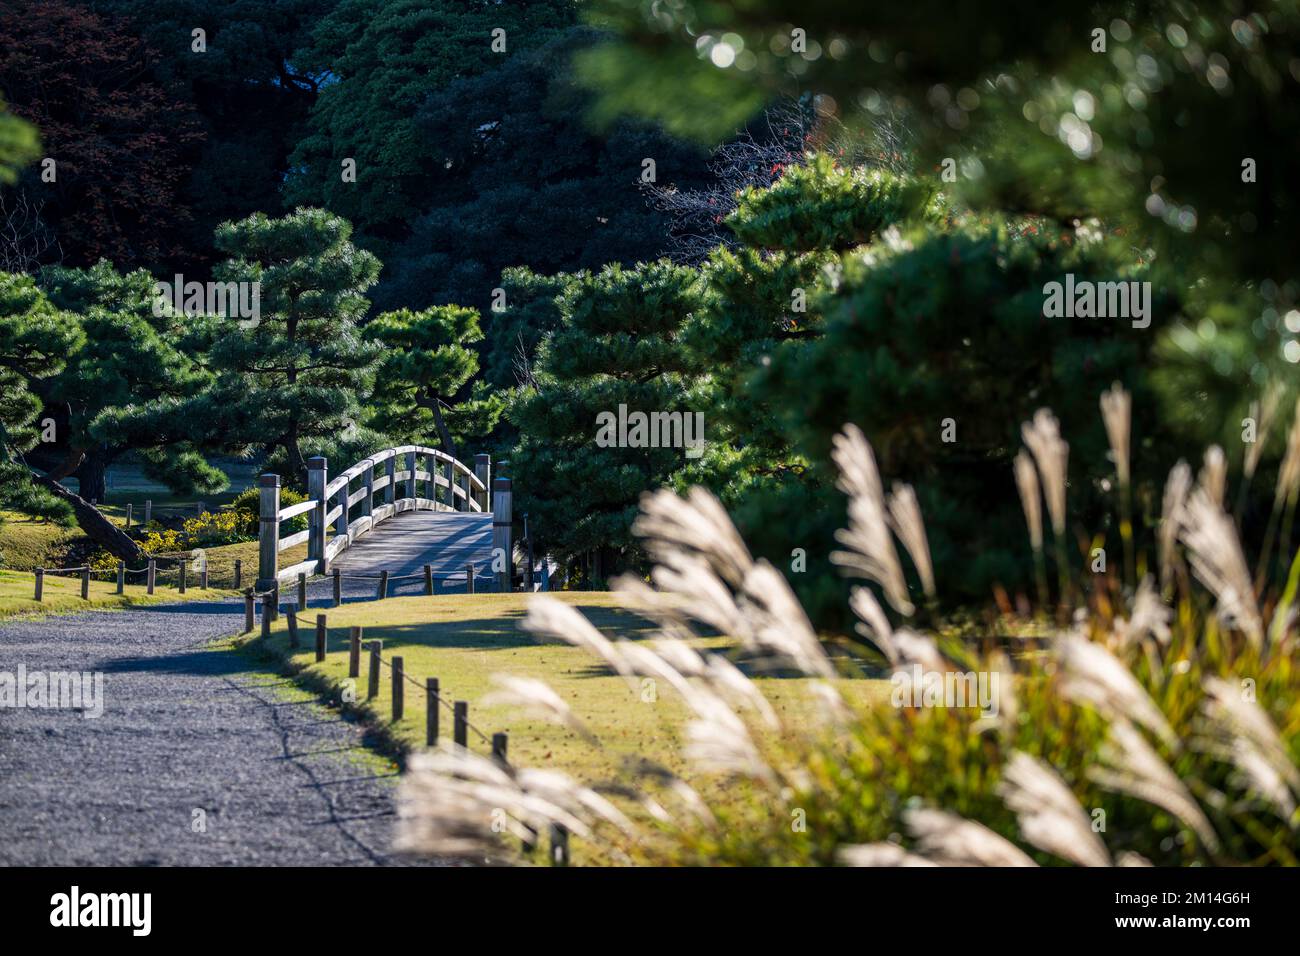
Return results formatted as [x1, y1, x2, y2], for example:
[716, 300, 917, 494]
[255, 447, 513, 594]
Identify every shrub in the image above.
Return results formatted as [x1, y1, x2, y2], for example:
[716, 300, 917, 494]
[230, 486, 309, 536]
[397, 385, 1300, 867]
[179, 509, 248, 547]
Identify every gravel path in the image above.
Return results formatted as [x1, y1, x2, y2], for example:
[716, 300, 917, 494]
[0, 577, 436, 866]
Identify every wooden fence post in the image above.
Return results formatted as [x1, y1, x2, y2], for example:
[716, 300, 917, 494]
[467, 564, 475, 594]
[550, 825, 569, 866]
[147, 558, 156, 594]
[492, 477, 513, 592]
[80, 567, 89, 600]
[116, 561, 125, 594]
[424, 563, 433, 595]
[392, 656, 404, 721]
[307, 456, 328, 574]
[474, 453, 491, 513]
[287, 604, 300, 648]
[178, 558, 187, 594]
[426, 678, 439, 746]
[125, 503, 132, 530]
[332, 567, 341, 607]
[234, 558, 242, 590]
[454, 701, 468, 748]
[34, 567, 43, 601]
[377, 570, 388, 600]
[244, 591, 255, 633]
[256, 473, 280, 592]
[492, 732, 508, 764]
[144, 499, 152, 525]
[316, 615, 327, 662]
[366, 640, 382, 700]
[297, 572, 307, 610]
[261, 601, 271, 639]
[200, 561, 209, 589]
[348, 626, 362, 678]
[270, 582, 279, 622]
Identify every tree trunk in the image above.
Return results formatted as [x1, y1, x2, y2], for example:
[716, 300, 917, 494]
[44, 446, 86, 483]
[31, 472, 145, 563]
[73, 448, 108, 503]
[283, 425, 307, 488]
[429, 401, 458, 461]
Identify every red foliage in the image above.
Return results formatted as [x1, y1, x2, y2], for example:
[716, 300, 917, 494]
[0, 0, 204, 267]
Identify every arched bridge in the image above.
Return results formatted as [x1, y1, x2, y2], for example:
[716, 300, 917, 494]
[255, 447, 514, 595]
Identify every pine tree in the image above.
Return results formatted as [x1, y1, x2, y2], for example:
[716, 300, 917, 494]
[511, 260, 702, 580]
[34, 261, 223, 503]
[752, 217, 1179, 619]
[483, 266, 585, 391]
[363, 305, 503, 460]
[680, 156, 939, 590]
[195, 208, 382, 486]
[0, 272, 81, 523]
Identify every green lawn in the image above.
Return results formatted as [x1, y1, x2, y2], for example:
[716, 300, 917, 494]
[1, 459, 259, 574]
[0, 512, 83, 571]
[247, 590, 889, 863]
[0, 567, 238, 620]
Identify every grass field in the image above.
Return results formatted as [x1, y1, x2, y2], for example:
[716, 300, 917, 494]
[247, 590, 889, 863]
[0, 567, 238, 620]
[0, 512, 83, 571]
[0, 459, 259, 573]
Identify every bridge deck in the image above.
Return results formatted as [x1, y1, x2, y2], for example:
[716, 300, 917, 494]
[329, 510, 493, 589]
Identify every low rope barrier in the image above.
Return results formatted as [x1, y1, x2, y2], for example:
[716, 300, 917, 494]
[246, 559, 511, 752]
[371, 651, 493, 744]
[28, 555, 246, 600]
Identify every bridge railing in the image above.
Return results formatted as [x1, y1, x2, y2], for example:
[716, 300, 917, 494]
[257, 447, 512, 590]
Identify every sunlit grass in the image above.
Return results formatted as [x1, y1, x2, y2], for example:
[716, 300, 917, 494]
[248, 590, 889, 863]
[0, 567, 237, 620]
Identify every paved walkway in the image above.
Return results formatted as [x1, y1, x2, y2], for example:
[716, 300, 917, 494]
[0, 509, 498, 864]
[0, 578, 436, 866]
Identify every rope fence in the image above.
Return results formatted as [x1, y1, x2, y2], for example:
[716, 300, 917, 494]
[250, 569, 566, 857]
[27, 555, 493, 604]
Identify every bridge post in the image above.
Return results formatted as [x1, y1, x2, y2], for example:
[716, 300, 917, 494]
[307, 457, 327, 573]
[384, 455, 396, 507]
[362, 460, 374, 520]
[492, 476, 513, 592]
[405, 449, 417, 504]
[474, 454, 491, 512]
[256, 473, 280, 592]
[446, 457, 456, 510]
